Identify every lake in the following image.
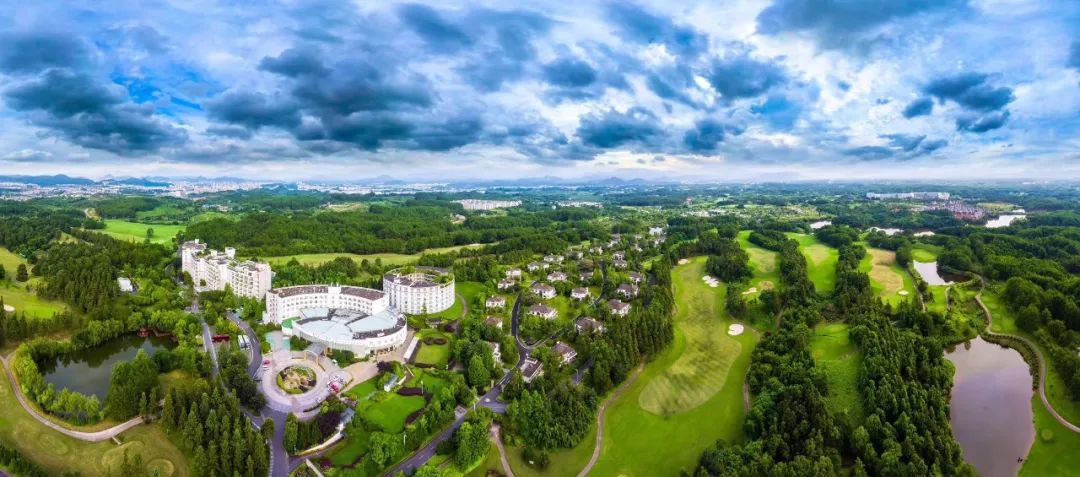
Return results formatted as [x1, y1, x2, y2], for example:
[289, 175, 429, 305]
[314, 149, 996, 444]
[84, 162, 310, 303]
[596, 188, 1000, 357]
[913, 260, 954, 286]
[985, 214, 1026, 228]
[947, 337, 1035, 477]
[40, 335, 176, 399]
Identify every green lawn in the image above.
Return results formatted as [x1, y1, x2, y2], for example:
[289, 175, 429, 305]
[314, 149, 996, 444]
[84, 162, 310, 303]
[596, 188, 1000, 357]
[0, 366, 190, 476]
[911, 243, 941, 262]
[735, 230, 779, 295]
[0, 248, 68, 319]
[786, 233, 838, 293]
[506, 422, 596, 477]
[857, 246, 916, 306]
[328, 428, 370, 467]
[414, 330, 453, 367]
[1021, 395, 1080, 476]
[590, 256, 757, 477]
[406, 369, 451, 396]
[464, 444, 504, 477]
[263, 244, 488, 268]
[360, 394, 426, 434]
[343, 376, 379, 402]
[97, 220, 184, 245]
[810, 323, 865, 425]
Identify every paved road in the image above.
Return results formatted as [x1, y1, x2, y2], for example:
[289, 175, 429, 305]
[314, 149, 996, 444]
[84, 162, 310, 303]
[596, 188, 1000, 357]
[202, 320, 220, 377]
[972, 277, 1080, 433]
[491, 425, 514, 477]
[226, 311, 264, 377]
[0, 354, 145, 442]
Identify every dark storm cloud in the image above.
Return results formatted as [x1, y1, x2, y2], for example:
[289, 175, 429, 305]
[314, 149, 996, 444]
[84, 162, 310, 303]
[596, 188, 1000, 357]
[455, 9, 552, 92]
[923, 72, 1013, 112]
[3, 69, 186, 154]
[206, 90, 301, 129]
[605, 3, 707, 57]
[902, 97, 933, 118]
[707, 51, 787, 100]
[683, 118, 742, 152]
[397, 3, 473, 53]
[259, 47, 329, 77]
[577, 108, 662, 148]
[756, 0, 967, 48]
[0, 32, 88, 74]
[542, 57, 597, 88]
[289, 61, 433, 114]
[956, 111, 1009, 133]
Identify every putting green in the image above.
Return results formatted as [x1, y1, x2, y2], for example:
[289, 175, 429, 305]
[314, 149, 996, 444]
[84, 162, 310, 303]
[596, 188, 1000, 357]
[638, 259, 741, 415]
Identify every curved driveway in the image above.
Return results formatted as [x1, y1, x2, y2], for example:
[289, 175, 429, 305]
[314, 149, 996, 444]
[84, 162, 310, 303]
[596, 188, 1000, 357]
[971, 277, 1080, 433]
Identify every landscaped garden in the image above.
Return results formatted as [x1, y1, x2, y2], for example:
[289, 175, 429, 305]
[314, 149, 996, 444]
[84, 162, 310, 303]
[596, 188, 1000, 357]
[413, 330, 453, 368]
[277, 365, 317, 394]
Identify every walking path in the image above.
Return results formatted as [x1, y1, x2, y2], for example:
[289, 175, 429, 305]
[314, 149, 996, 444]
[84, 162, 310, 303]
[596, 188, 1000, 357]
[0, 354, 145, 442]
[490, 424, 514, 477]
[971, 276, 1080, 433]
[576, 364, 643, 477]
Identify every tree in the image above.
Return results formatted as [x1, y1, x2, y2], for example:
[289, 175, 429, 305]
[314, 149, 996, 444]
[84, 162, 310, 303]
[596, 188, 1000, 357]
[283, 414, 299, 453]
[146, 228, 155, 239]
[369, 431, 400, 467]
[454, 420, 490, 469]
[0, 264, 5, 280]
[466, 354, 490, 389]
[15, 264, 27, 282]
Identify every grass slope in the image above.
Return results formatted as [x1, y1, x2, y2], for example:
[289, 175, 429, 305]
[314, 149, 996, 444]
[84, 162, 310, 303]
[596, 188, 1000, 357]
[0, 368, 189, 476]
[857, 247, 916, 306]
[810, 323, 865, 425]
[638, 259, 742, 415]
[1021, 394, 1080, 476]
[786, 233, 838, 293]
[100, 220, 184, 245]
[263, 244, 487, 267]
[590, 257, 757, 477]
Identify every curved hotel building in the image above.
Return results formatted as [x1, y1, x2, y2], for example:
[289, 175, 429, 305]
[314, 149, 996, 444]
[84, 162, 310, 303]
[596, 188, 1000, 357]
[264, 285, 407, 356]
[382, 267, 455, 315]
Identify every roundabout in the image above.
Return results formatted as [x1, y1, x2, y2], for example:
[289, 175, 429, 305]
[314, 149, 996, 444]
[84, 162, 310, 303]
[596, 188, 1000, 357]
[277, 365, 317, 394]
[261, 349, 351, 414]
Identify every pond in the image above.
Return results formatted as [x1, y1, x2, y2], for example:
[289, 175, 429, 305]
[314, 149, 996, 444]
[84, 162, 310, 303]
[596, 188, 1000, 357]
[946, 337, 1034, 477]
[40, 335, 176, 400]
[985, 214, 1026, 228]
[913, 260, 954, 286]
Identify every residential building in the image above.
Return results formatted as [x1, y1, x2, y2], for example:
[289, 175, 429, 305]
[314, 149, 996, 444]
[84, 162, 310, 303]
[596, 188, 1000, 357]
[528, 304, 558, 319]
[543, 254, 564, 263]
[117, 277, 134, 293]
[553, 342, 577, 365]
[527, 261, 548, 271]
[497, 279, 516, 290]
[571, 287, 590, 300]
[617, 283, 638, 298]
[612, 251, 625, 260]
[484, 316, 504, 330]
[520, 358, 544, 383]
[580, 271, 595, 282]
[612, 259, 629, 269]
[486, 295, 506, 309]
[609, 299, 631, 316]
[575, 317, 606, 334]
[629, 272, 642, 284]
[455, 199, 522, 210]
[181, 240, 273, 298]
[547, 271, 568, 282]
[531, 283, 557, 299]
[506, 268, 522, 279]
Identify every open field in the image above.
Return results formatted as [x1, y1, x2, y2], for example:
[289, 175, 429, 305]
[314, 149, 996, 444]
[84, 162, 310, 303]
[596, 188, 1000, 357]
[99, 220, 185, 245]
[786, 233, 838, 293]
[810, 323, 865, 425]
[264, 244, 488, 268]
[638, 258, 742, 415]
[0, 365, 189, 476]
[590, 256, 757, 477]
[858, 247, 916, 306]
[506, 423, 596, 477]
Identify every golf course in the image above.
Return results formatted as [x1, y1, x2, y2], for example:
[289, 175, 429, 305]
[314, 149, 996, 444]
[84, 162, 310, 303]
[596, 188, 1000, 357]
[99, 220, 185, 246]
[858, 247, 916, 306]
[786, 233, 838, 293]
[589, 257, 756, 476]
[0, 247, 67, 319]
[810, 322, 865, 425]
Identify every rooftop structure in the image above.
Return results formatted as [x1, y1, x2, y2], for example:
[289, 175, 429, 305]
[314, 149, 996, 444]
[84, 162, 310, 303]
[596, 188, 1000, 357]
[486, 296, 506, 309]
[531, 283, 556, 299]
[383, 266, 455, 315]
[547, 271, 568, 282]
[117, 277, 134, 293]
[576, 317, 606, 334]
[553, 342, 577, 365]
[484, 316, 503, 329]
[181, 240, 272, 298]
[264, 285, 407, 356]
[528, 304, 558, 319]
[520, 358, 543, 383]
[571, 287, 590, 300]
[609, 299, 631, 316]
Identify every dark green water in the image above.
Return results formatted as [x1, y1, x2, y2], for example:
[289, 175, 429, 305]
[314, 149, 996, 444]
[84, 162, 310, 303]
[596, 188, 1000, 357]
[39, 335, 176, 399]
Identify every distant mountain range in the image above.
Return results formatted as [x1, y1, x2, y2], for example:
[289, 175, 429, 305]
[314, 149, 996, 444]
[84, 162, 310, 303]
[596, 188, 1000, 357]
[0, 174, 97, 186]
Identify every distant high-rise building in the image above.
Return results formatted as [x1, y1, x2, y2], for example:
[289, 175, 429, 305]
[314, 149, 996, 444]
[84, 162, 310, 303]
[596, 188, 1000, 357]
[180, 240, 272, 298]
[866, 192, 950, 201]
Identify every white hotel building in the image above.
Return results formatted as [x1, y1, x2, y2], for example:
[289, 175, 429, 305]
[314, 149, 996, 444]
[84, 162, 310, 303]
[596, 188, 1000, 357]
[264, 285, 407, 356]
[180, 240, 272, 299]
[383, 267, 455, 315]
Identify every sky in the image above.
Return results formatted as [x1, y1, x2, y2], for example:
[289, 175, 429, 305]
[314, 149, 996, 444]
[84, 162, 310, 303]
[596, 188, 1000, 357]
[0, 0, 1078, 182]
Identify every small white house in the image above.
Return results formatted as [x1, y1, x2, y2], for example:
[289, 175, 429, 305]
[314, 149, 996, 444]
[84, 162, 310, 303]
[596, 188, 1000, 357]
[571, 287, 590, 300]
[531, 283, 557, 299]
[547, 271, 568, 282]
[506, 268, 522, 278]
[609, 299, 631, 317]
[486, 296, 506, 309]
[528, 304, 558, 320]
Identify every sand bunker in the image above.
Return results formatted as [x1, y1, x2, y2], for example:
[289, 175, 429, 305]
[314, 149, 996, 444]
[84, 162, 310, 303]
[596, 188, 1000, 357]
[728, 324, 745, 336]
[2, 304, 13, 313]
[741, 287, 758, 295]
[677, 259, 690, 265]
[898, 290, 910, 296]
[702, 275, 720, 288]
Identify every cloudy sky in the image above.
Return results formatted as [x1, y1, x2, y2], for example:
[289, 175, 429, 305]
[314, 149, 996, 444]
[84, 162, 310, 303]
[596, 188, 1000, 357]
[1, 0, 1079, 182]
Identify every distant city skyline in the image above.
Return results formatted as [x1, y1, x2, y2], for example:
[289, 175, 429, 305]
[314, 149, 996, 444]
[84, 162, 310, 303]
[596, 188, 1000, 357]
[0, 1, 1078, 181]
